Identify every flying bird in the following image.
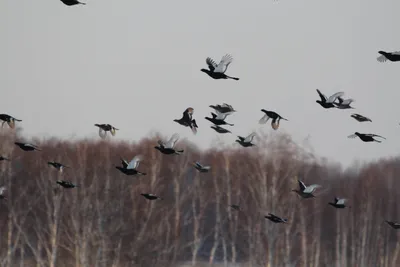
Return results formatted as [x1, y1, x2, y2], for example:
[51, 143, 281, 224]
[48, 162, 69, 173]
[0, 114, 22, 129]
[56, 180, 78, 189]
[229, 204, 241, 211]
[201, 54, 239, 80]
[205, 111, 234, 126]
[315, 89, 344, 109]
[209, 103, 236, 114]
[292, 180, 321, 199]
[154, 133, 184, 155]
[235, 132, 256, 147]
[385, 220, 400, 229]
[193, 162, 211, 173]
[0, 186, 7, 200]
[259, 109, 288, 130]
[95, 124, 118, 139]
[351, 114, 372, 122]
[328, 197, 348, 209]
[348, 132, 386, 143]
[14, 142, 41, 151]
[141, 193, 162, 200]
[377, 51, 400, 62]
[334, 97, 355, 109]
[264, 213, 288, 223]
[173, 107, 198, 134]
[0, 156, 10, 161]
[210, 125, 231, 134]
[60, 0, 86, 6]
[116, 155, 146, 176]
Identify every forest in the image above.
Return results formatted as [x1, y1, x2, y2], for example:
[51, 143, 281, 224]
[0, 128, 400, 267]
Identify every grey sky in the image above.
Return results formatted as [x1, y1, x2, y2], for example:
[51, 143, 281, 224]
[1, 0, 400, 167]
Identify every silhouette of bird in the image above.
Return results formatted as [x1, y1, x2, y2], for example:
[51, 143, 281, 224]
[141, 193, 162, 200]
[0, 114, 22, 129]
[173, 107, 198, 134]
[56, 180, 78, 189]
[328, 197, 348, 209]
[264, 213, 288, 223]
[48, 162, 69, 173]
[351, 114, 372, 122]
[94, 124, 118, 139]
[229, 204, 241, 211]
[0, 186, 7, 200]
[334, 97, 355, 109]
[193, 162, 211, 173]
[209, 103, 236, 114]
[14, 142, 41, 151]
[348, 132, 386, 143]
[201, 54, 239, 80]
[154, 133, 184, 155]
[210, 125, 231, 134]
[0, 156, 10, 161]
[377, 51, 400, 62]
[292, 180, 321, 199]
[60, 0, 86, 6]
[205, 111, 234, 126]
[235, 132, 256, 147]
[315, 89, 344, 109]
[259, 109, 288, 130]
[115, 155, 146, 176]
[385, 220, 400, 229]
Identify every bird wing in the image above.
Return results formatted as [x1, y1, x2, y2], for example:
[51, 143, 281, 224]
[303, 184, 321, 194]
[215, 110, 228, 120]
[327, 92, 345, 103]
[341, 98, 355, 105]
[214, 54, 233, 73]
[348, 134, 357, 139]
[165, 133, 179, 148]
[0, 186, 5, 195]
[367, 134, 386, 139]
[259, 114, 270, 124]
[377, 55, 388, 62]
[316, 89, 327, 102]
[206, 57, 217, 72]
[336, 198, 347, 205]
[110, 127, 117, 136]
[127, 155, 143, 170]
[221, 103, 233, 109]
[244, 132, 256, 143]
[195, 162, 203, 168]
[121, 158, 129, 168]
[298, 180, 307, 191]
[98, 127, 106, 138]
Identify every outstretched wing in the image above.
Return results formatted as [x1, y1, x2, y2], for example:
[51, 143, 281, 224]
[165, 133, 180, 149]
[341, 98, 355, 105]
[259, 114, 270, 124]
[195, 162, 203, 168]
[121, 158, 129, 168]
[206, 57, 217, 72]
[127, 155, 143, 170]
[348, 134, 358, 139]
[336, 198, 347, 205]
[214, 54, 233, 73]
[298, 180, 307, 191]
[316, 89, 327, 102]
[377, 54, 388, 62]
[98, 128, 107, 138]
[215, 110, 229, 120]
[0, 186, 6, 195]
[367, 134, 386, 139]
[244, 132, 256, 143]
[327, 92, 345, 103]
[303, 184, 321, 194]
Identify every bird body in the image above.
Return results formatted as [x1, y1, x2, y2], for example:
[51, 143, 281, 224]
[95, 124, 118, 139]
[334, 97, 355, 109]
[229, 204, 241, 211]
[348, 132, 385, 143]
[328, 197, 348, 208]
[56, 180, 78, 188]
[377, 51, 400, 62]
[174, 107, 198, 134]
[201, 54, 239, 80]
[0, 114, 22, 129]
[60, 0, 86, 6]
[235, 132, 256, 147]
[14, 142, 41, 151]
[292, 180, 321, 198]
[193, 162, 211, 172]
[209, 103, 236, 114]
[315, 89, 344, 109]
[48, 161, 69, 172]
[116, 155, 146, 176]
[205, 111, 234, 126]
[155, 133, 184, 155]
[141, 193, 162, 200]
[265, 213, 288, 223]
[351, 114, 372, 122]
[386, 220, 400, 229]
[259, 109, 288, 130]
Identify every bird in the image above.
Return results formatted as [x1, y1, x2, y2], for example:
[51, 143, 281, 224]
[333, 97, 355, 109]
[94, 124, 119, 139]
[210, 125, 231, 134]
[60, 0, 86, 6]
[0, 114, 22, 129]
[264, 213, 288, 223]
[377, 51, 400, 62]
[154, 133, 184, 155]
[209, 103, 236, 114]
[348, 132, 386, 143]
[14, 142, 41, 151]
[205, 111, 234, 126]
[292, 180, 321, 199]
[0, 156, 10, 161]
[385, 220, 400, 229]
[351, 114, 372, 122]
[229, 204, 241, 211]
[48, 162, 69, 173]
[235, 132, 256, 147]
[201, 54, 239, 80]
[115, 155, 146, 176]
[141, 193, 162, 200]
[193, 162, 211, 173]
[259, 109, 288, 130]
[173, 107, 198, 134]
[328, 197, 348, 209]
[0, 186, 7, 200]
[56, 180, 78, 189]
[315, 89, 345, 109]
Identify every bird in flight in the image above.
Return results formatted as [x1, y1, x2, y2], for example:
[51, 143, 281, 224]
[173, 107, 198, 134]
[259, 109, 288, 130]
[201, 54, 239, 80]
[350, 114, 372, 122]
[377, 51, 400, 62]
[0, 114, 22, 129]
[60, 0, 86, 6]
[315, 89, 344, 109]
[95, 124, 119, 139]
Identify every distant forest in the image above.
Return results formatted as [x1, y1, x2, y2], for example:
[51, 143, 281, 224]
[0, 128, 400, 267]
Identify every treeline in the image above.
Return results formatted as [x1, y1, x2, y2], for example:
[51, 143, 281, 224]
[0, 128, 400, 267]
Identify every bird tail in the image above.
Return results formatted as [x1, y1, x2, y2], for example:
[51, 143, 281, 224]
[176, 150, 184, 154]
[227, 76, 239, 80]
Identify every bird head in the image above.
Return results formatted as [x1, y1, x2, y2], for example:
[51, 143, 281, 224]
[378, 51, 386, 55]
[316, 100, 322, 105]
[354, 132, 360, 136]
[200, 68, 210, 74]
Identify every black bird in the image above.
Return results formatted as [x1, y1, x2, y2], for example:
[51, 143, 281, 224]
[0, 186, 7, 200]
[328, 197, 348, 209]
[229, 204, 241, 211]
[48, 161, 69, 173]
[115, 155, 146, 176]
[0, 114, 22, 129]
[56, 180, 78, 189]
[315, 89, 344, 109]
[141, 193, 162, 200]
[292, 180, 321, 199]
[14, 142, 41, 151]
[0, 156, 10, 161]
[351, 114, 372, 122]
[348, 132, 386, 143]
[210, 125, 231, 134]
[94, 124, 118, 139]
[201, 54, 239, 80]
[265, 213, 288, 223]
[377, 51, 400, 62]
[235, 132, 256, 147]
[259, 109, 288, 130]
[385, 220, 400, 229]
[173, 107, 198, 134]
[60, 0, 86, 6]
[205, 111, 234, 126]
[192, 162, 211, 173]
[155, 133, 184, 155]
[209, 103, 236, 114]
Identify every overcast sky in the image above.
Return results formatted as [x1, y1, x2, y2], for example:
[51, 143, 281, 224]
[1, 0, 400, 167]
